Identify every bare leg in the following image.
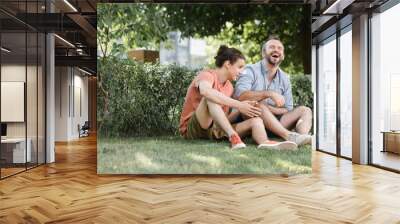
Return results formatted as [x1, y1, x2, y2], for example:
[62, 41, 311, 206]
[195, 98, 236, 137]
[257, 104, 291, 140]
[234, 117, 268, 144]
[280, 106, 312, 134]
[194, 97, 213, 129]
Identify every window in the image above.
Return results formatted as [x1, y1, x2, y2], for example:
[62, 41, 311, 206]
[339, 28, 352, 158]
[317, 35, 337, 154]
[370, 3, 400, 171]
[0, 2, 46, 179]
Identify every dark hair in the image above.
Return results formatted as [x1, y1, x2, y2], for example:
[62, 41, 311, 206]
[266, 34, 281, 42]
[214, 45, 245, 68]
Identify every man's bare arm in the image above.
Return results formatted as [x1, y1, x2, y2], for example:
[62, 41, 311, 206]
[238, 90, 285, 107]
[267, 105, 288, 115]
[238, 90, 269, 102]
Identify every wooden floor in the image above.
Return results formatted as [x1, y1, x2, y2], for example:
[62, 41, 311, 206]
[372, 150, 400, 171]
[1, 135, 400, 223]
[1, 167, 26, 178]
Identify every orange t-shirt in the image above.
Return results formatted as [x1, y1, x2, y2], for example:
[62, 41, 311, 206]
[179, 69, 233, 136]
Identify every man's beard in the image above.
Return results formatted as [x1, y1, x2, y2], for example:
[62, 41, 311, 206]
[266, 55, 282, 66]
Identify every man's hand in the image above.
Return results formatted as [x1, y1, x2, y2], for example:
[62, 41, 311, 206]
[269, 92, 285, 107]
[267, 105, 288, 116]
[243, 100, 259, 107]
[238, 101, 261, 118]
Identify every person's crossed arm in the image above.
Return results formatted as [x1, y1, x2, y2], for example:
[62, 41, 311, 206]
[239, 90, 285, 108]
[266, 104, 288, 115]
[197, 80, 261, 118]
[265, 76, 294, 115]
[234, 67, 286, 113]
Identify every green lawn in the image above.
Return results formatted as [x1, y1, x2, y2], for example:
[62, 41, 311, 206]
[97, 136, 311, 175]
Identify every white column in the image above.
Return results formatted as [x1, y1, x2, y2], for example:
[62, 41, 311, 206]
[352, 14, 369, 164]
[46, 33, 55, 163]
[45, 0, 55, 163]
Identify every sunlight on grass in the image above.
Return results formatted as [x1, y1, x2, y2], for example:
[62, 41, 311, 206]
[135, 152, 161, 170]
[234, 154, 250, 159]
[275, 158, 312, 173]
[98, 136, 311, 175]
[187, 153, 221, 168]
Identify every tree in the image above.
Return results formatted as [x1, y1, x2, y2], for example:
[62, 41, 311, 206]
[163, 4, 311, 74]
[97, 3, 171, 128]
[97, 3, 171, 58]
[97, 3, 311, 74]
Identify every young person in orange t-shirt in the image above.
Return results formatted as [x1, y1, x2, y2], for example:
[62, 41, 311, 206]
[179, 45, 297, 150]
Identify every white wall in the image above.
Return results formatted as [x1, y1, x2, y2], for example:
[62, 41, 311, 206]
[1, 63, 46, 164]
[1, 82, 25, 122]
[55, 67, 89, 141]
[1, 65, 39, 137]
[1, 65, 26, 141]
[55, 66, 69, 141]
[1, 65, 26, 81]
[71, 72, 89, 138]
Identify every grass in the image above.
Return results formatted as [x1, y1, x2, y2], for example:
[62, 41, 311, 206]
[97, 136, 311, 175]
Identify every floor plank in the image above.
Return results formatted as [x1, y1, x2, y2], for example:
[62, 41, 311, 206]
[1, 135, 400, 223]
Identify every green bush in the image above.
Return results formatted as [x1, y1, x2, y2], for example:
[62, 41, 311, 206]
[98, 57, 196, 137]
[290, 74, 313, 110]
[98, 57, 313, 137]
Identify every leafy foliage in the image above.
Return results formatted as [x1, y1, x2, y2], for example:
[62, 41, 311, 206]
[97, 3, 173, 122]
[97, 4, 311, 74]
[97, 3, 171, 58]
[291, 74, 313, 110]
[164, 4, 311, 74]
[97, 57, 197, 137]
[98, 59, 312, 137]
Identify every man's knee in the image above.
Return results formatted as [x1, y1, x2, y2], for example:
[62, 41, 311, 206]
[249, 117, 264, 127]
[297, 106, 312, 117]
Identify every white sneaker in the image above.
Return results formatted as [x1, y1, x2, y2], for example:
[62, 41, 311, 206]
[287, 132, 312, 146]
[257, 140, 298, 151]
